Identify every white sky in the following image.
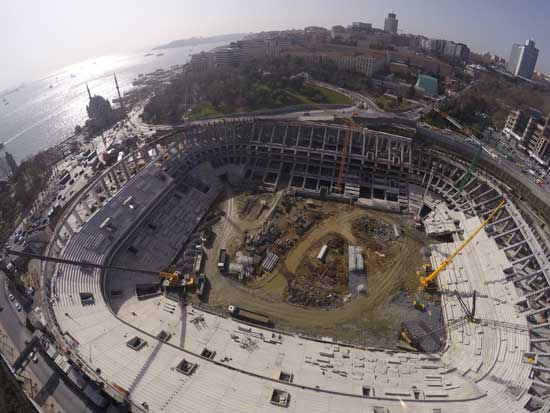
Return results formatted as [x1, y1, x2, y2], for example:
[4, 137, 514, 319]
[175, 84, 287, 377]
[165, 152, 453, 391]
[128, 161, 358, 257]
[1, 0, 549, 90]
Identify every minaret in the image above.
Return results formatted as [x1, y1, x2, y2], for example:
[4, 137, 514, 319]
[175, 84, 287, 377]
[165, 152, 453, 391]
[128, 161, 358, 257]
[113, 73, 124, 111]
[86, 83, 92, 100]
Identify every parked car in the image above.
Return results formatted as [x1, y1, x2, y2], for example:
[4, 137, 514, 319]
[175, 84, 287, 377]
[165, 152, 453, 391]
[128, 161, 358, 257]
[8, 293, 14, 301]
[15, 302, 21, 311]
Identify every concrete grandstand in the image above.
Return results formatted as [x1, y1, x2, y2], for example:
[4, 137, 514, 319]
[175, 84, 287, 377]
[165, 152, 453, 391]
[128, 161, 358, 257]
[39, 118, 550, 412]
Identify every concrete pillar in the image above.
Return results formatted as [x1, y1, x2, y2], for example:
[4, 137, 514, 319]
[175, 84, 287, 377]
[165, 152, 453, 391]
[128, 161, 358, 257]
[90, 189, 102, 206]
[81, 201, 93, 216]
[141, 149, 149, 162]
[101, 177, 111, 196]
[72, 210, 84, 226]
[55, 233, 66, 247]
[63, 221, 74, 236]
[111, 170, 121, 190]
[121, 161, 130, 181]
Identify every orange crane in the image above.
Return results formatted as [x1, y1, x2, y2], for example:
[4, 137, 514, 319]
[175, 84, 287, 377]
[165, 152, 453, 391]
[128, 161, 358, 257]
[419, 198, 507, 289]
[336, 118, 355, 193]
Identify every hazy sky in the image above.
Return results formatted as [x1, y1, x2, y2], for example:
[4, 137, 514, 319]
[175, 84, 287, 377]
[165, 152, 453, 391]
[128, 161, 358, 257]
[2, 0, 550, 90]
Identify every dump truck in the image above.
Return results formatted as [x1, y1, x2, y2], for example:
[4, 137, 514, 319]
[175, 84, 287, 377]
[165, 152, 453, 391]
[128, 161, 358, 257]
[228, 305, 272, 327]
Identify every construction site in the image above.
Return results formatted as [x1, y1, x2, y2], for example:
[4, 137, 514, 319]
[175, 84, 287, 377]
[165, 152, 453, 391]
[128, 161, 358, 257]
[8, 118, 550, 412]
[191, 189, 439, 348]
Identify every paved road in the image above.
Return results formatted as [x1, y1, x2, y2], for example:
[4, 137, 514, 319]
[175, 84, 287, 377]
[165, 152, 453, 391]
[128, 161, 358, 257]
[0, 273, 95, 412]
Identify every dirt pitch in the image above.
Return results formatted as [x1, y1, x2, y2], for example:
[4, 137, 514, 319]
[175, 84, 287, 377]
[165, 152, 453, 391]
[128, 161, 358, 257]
[200, 191, 441, 348]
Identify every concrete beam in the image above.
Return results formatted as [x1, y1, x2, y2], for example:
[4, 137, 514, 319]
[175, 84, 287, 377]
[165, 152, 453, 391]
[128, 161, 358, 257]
[487, 215, 513, 228]
[71, 210, 83, 226]
[517, 285, 550, 302]
[511, 269, 545, 284]
[512, 254, 535, 266]
[471, 188, 494, 203]
[503, 240, 528, 252]
[494, 227, 521, 240]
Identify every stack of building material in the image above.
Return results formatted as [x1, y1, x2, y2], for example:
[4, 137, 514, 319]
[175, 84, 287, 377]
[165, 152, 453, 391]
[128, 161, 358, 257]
[262, 252, 280, 272]
[348, 245, 364, 273]
[348, 245, 367, 295]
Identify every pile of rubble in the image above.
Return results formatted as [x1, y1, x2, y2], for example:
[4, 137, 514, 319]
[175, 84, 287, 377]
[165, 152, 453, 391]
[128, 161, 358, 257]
[287, 279, 344, 308]
[352, 216, 396, 243]
[286, 236, 348, 308]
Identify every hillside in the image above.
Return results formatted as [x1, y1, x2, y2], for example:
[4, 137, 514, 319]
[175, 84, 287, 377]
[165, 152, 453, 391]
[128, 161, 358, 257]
[154, 33, 246, 50]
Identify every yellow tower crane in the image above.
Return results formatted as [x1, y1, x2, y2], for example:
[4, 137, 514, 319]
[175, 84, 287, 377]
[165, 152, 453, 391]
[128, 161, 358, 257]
[419, 198, 507, 289]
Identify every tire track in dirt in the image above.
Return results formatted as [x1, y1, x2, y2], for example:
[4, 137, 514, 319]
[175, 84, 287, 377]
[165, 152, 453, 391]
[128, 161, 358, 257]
[204, 196, 429, 344]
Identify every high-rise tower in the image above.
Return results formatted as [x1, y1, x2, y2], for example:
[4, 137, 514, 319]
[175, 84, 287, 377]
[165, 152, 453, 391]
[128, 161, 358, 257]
[384, 12, 398, 34]
[507, 39, 539, 79]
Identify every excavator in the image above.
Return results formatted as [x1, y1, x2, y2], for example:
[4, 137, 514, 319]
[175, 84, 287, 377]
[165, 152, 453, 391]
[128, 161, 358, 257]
[3, 250, 192, 288]
[419, 198, 507, 290]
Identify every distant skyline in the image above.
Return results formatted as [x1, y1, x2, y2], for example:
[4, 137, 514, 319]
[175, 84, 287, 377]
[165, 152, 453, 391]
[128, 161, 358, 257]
[2, 0, 550, 90]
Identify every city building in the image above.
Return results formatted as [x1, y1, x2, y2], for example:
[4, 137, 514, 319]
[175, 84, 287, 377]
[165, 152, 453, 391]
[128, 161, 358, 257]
[304, 26, 330, 45]
[420, 38, 469, 62]
[388, 50, 452, 77]
[503, 109, 541, 142]
[190, 52, 215, 73]
[355, 54, 386, 76]
[426, 39, 447, 55]
[266, 37, 290, 57]
[415, 74, 439, 97]
[330, 25, 352, 42]
[214, 46, 242, 66]
[236, 39, 267, 60]
[507, 39, 539, 79]
[288, 47, 385, 77]
[384, 12, 399, 34]
[529, 116, 550, 164]
[443, 41, 470, 62]
[502, 108, 550, 164]
[389, 61, 410, 76]
[356, 31, 392, 49]
[351, 22, 372, 32]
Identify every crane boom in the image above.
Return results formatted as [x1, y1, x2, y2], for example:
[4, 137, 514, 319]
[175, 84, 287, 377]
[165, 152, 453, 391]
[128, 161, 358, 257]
[336, 118, 354, 193]
[419, 198, 506, 288]
[4, 249, 182, 285]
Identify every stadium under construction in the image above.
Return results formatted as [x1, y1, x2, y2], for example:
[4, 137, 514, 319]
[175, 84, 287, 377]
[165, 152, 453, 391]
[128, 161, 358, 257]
[15, 117, 550, 412]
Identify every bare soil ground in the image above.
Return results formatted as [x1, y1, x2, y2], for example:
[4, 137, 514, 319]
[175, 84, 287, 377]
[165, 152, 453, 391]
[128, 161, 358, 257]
[201, 190, 440, 348]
